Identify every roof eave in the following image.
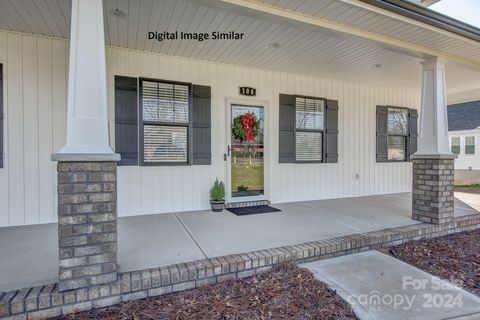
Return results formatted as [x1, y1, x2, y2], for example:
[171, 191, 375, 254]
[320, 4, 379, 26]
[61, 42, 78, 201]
[358, 0, 480, 43]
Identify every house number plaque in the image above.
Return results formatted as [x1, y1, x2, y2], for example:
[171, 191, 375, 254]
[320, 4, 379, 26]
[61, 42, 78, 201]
[239, 87, 256, 96]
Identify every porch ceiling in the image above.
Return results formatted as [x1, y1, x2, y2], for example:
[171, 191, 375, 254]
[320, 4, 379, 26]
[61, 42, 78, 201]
[0, 0, 479, 93]
[257, 0, 480, 63]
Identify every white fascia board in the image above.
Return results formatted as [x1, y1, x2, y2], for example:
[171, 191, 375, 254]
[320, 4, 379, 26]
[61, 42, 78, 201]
[421, 0, 441, 7]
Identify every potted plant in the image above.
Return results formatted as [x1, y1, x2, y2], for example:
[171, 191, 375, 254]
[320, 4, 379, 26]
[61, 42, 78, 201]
[209, 178, 226, 212]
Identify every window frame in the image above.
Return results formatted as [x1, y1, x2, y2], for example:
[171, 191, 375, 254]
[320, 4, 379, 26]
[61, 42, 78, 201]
[138, 77, 193, 166]
[386, 106, 409, 163]
[451, 136, 461, 155]
[465, 136, 475, 155]
[294, 95, 326, 163]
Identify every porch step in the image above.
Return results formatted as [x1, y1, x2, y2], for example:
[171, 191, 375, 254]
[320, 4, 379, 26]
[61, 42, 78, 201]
[225, 200, 270, 209]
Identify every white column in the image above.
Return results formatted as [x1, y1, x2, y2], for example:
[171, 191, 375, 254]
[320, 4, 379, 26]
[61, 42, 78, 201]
[413, 57, 455, 158]
[53, 0, 118, 161]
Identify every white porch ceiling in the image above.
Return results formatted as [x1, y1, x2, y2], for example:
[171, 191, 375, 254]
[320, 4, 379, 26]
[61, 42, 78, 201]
[0, 0, 479, 93]
[257, 0, 480, 64]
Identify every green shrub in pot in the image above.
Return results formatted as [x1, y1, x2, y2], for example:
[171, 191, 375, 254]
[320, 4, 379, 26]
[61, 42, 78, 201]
[210, 179, 225, 212]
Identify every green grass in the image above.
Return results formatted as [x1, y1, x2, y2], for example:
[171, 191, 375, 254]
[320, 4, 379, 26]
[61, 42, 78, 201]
[231, 164, 264, 192]
[455, 184, 480, 194]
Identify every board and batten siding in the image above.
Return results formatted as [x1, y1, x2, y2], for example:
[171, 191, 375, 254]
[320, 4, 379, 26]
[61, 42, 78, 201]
[0, 31, 68, 227]
[0, 30, 420, 227]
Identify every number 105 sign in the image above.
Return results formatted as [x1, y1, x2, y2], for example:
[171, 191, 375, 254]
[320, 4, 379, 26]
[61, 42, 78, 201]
[239, 87, 256, 96]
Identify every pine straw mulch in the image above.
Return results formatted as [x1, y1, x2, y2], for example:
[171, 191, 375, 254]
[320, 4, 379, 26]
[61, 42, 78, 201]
[382, 229, 480, 296]
[53, 264, 358, 320]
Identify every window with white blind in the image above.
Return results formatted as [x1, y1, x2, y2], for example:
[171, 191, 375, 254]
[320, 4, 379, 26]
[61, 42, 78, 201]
[387, 107, 408, 161]
[140, 79, 190, 164]
[465, 136, 475, 155]
[295, 96, 325, 162]
[451, 137, 460, 155]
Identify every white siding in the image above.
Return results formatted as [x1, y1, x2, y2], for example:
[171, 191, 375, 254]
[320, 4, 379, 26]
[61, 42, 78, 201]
[0, 31, 68, 227]
[0, 31, 420, 227]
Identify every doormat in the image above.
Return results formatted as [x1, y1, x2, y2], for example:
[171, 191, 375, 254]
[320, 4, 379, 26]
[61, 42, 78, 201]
[227, 205, 281, 216]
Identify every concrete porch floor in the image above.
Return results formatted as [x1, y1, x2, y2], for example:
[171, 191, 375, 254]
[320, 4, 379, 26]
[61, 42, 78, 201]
[0, 192, 478, 292]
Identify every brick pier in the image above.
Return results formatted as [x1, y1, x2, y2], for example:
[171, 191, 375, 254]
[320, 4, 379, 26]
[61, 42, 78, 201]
[57, 162, 118, 292]
[412, 158, 455, 224]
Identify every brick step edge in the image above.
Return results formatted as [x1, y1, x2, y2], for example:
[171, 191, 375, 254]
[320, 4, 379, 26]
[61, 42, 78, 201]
[1, 214, 479, 320]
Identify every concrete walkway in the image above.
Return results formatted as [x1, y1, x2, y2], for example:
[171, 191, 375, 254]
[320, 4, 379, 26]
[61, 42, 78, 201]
[302, 251, 480, 320]
[455, 192, 480, 212]
[0, 193, 478, 292]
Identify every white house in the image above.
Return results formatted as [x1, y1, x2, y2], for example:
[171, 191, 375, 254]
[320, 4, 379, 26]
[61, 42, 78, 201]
[1, 0, 480, 228]
[447, 99, 480, 184]
[0, 0, 479, 317]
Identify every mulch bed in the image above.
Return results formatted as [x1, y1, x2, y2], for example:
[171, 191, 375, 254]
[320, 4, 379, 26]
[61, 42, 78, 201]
[383, 229, 480, 296]
[53, 264, 357, 320]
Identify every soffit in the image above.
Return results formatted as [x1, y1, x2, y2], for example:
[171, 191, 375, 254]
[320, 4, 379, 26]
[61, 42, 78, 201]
[0, 0, 478, 93]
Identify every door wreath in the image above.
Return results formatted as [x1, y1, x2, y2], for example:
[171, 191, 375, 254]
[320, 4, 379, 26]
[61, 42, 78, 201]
[231, 113, 260, 142]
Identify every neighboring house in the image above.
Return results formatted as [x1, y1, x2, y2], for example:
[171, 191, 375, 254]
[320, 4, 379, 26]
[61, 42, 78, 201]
[448, 100, 480, 185]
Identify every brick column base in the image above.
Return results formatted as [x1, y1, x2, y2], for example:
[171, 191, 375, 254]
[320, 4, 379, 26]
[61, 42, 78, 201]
[412, 158, 455, 224]
[57, 162, 118, 292]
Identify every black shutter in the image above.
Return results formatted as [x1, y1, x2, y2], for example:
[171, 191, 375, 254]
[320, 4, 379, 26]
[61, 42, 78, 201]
[0, 64, 3, 168]
[115, 76, 138, 166]
[376, 105, 388, 163]
[192, 85, 211, 165]
[279, 94, 295, 163]
[324, 99, 339, 163]
[407, 108, 418, 161]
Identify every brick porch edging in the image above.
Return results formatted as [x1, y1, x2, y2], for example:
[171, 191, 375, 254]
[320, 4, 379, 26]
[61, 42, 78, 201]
[1, 214, 480, 319]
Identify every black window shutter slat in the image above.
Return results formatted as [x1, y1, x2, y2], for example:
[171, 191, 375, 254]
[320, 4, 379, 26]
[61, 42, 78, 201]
[0, 64, 3, 168]
[407, 108, 418, 161]
[324, 99, 339, 163]
[115, 76, 138, 166]
[376, 105, 388, 163]
[279, 94, 295, 163]
[192, 85, 211, 165]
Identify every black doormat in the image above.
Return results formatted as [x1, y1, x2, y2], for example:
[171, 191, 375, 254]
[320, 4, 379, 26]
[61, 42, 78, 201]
[227, 205, 281, 216]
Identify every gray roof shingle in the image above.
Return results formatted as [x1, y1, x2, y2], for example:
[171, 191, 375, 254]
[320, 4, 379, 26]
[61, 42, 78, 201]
[447, 100, 480, 131]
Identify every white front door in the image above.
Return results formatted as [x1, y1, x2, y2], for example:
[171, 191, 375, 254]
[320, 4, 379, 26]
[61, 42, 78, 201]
[226, 100, 266, 203]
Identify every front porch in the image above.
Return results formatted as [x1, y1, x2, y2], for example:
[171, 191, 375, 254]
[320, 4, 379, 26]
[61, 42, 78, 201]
[1, 0, 480, 318]
[1, 192, 477, 293]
